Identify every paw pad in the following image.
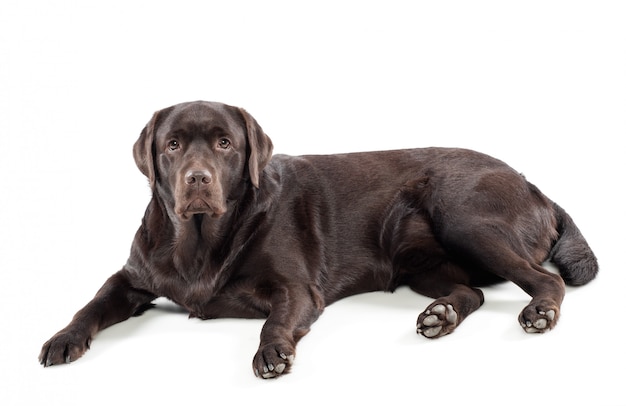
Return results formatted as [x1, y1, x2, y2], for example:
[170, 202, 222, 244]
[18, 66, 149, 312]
[520, 308, 557, 333]
[417, 303, 458, 338]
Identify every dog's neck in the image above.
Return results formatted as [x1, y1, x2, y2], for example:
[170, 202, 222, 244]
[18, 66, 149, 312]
[164, 200, 233, 255]
[147, 184, 260, 275]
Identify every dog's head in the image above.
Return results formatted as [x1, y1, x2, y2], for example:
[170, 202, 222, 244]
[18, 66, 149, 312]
[133, 101, 273, 220]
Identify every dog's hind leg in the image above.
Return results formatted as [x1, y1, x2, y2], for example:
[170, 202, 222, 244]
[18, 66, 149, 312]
[440, 224, 566, 334]
[384, 202, 484, 339]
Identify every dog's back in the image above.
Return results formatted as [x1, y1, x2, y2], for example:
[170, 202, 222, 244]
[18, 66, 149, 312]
[264, 147, 597, 303]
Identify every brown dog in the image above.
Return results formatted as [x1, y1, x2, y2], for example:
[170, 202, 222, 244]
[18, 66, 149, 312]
[39, 101, 598, 378]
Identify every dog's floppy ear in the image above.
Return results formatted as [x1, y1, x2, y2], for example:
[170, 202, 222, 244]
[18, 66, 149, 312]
[238, 107, 273, 188]
[133, 108, 168, 188]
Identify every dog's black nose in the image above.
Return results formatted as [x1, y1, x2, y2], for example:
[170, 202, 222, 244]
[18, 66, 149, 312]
[185, 170, 212, 185]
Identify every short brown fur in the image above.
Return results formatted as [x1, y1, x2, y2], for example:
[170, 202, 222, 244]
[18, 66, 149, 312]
[40, 101, 598, 378]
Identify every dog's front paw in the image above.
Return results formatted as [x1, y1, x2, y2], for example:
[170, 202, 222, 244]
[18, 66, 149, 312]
[519, 302, 559, 333]
[417, 303, 458, 338]
[253, 342, 295, 379]
[39, 328, 92, 367]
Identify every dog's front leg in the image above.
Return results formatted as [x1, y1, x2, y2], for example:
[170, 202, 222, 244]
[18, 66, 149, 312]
[253, 284, 323, 379]
[39, 270, 156, 366]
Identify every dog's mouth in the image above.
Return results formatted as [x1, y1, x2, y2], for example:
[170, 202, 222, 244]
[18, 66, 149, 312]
[178, 198, 227, 220]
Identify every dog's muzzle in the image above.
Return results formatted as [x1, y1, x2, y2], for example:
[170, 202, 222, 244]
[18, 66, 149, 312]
[174, 169, 227, 219]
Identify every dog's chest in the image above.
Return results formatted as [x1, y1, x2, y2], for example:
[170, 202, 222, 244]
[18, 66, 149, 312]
[148, 252, 223, 310]
[152, 252, 272, 319]
[158, 273, 220, 317]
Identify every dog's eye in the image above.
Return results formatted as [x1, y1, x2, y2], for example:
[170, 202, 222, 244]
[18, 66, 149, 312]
[218, 138, 231, 149]
[168, 140, 181, 151]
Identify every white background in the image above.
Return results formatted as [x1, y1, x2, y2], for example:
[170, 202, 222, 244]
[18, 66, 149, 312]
[1, 1, 625, 405]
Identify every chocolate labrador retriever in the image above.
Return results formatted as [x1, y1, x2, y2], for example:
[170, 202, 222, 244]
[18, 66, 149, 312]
[39, 101, 598, 378]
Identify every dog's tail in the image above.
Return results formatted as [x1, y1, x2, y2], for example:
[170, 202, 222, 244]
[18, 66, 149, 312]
[549, 202, 598, 286]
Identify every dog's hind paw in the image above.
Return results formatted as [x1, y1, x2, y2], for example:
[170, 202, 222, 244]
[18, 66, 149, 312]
[519, 303, 558, 333]
[417, 303, 458, 338]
